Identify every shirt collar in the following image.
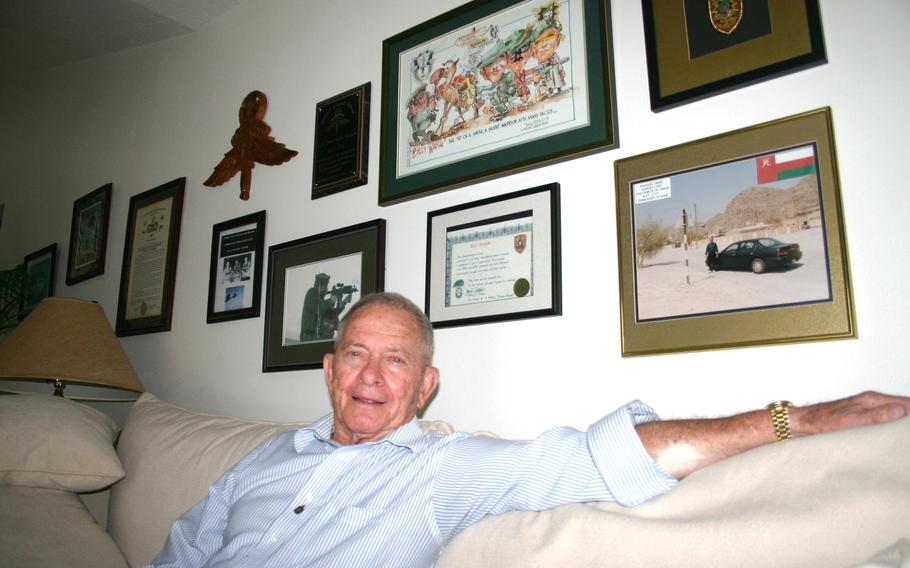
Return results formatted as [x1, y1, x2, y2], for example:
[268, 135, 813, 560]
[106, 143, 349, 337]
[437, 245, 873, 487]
[294, 413, 426, 452]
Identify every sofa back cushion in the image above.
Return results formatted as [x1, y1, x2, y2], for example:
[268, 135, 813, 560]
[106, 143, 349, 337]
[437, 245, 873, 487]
[107, 393, 307, 567]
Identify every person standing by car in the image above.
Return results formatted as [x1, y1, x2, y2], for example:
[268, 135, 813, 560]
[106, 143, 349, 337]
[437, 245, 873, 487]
[705, 236, 720, 272]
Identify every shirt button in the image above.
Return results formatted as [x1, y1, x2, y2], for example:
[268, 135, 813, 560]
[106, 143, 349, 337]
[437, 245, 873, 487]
[294, 505, 305, 514]
[269, 534, 278, 543]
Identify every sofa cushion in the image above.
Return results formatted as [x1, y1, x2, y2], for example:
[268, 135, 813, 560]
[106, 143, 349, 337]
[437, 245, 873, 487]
[437, 416, 910, 568]
[0, 394, 124, 492]
[0, 485, 127, 568]
[107, 393, 309, 567]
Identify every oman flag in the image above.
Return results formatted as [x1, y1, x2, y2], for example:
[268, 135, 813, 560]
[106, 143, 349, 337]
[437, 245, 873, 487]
[756, 146, 816, 184]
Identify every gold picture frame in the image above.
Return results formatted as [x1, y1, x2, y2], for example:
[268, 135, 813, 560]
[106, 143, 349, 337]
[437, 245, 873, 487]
[614, 108, 854, 356]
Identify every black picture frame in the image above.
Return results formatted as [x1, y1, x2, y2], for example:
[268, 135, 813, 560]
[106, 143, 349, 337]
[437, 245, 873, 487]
[206, 210, 266, 324]
[263, 219, 386, 372]
[66, 183, 112, 285]
[115, 177, 186, 337]
[642, 0, 826, 112]
[379, 0, 617, 204]
[312, 83, 371, 199]
[426, 182, 561, 327]
[21, 243, 57, 319]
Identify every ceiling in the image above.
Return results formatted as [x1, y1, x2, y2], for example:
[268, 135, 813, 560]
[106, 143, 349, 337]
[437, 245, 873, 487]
[0, 0, 239, 75]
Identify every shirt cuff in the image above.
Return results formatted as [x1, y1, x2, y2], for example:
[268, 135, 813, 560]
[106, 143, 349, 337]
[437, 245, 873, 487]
[587, 400, 678, 507]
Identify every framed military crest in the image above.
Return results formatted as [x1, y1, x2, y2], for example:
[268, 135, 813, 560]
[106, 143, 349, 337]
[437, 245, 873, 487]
[642, 0, 826, 111]
[425, 183, 561, 327]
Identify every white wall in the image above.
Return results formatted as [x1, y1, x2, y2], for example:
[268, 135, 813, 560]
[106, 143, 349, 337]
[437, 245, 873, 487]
[2, 0, 908, 438]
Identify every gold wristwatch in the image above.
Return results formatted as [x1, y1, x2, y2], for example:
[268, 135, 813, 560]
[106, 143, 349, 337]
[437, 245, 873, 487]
[766, 400, 794, 441]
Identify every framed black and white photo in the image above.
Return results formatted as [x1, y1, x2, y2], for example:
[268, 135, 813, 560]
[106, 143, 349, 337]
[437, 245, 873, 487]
[66, 183, 112, 285]
[207, 210, 266, 323]
[263, 219, 386, 372]
[115, 177, 186, 337]
[426, 183, 561, 327]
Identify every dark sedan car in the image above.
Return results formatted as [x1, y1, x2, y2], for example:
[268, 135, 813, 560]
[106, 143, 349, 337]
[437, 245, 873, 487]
[716, 237, 802, 274]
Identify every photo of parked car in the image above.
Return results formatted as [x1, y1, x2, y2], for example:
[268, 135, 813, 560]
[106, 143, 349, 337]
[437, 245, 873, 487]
[716, 237, 802, 274]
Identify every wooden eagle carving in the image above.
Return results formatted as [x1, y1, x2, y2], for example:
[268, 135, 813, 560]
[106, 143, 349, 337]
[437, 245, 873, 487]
[204, 90, 298, 200]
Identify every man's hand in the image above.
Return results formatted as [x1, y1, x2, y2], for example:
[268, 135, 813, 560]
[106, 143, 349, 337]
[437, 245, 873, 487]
[791, 390, 910, 437]
[636, 391, 910, 480]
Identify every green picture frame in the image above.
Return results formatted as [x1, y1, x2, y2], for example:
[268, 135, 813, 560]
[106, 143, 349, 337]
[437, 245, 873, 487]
[21, 243, 57, 319]
[379, 0, 617, 205]
[614, 108, 854, 356]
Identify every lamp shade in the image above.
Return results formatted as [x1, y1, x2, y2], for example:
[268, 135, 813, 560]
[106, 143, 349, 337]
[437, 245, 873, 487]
[0, 297, 143, 393]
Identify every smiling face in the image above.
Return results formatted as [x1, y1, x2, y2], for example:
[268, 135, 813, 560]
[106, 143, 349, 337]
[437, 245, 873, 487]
[323, 303, 439, 445]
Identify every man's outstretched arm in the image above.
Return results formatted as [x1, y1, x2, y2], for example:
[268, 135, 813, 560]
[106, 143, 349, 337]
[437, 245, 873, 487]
[636, 391, 910, 479]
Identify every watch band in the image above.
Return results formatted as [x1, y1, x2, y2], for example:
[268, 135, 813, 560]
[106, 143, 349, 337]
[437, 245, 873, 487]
[766, 400, 793, 441]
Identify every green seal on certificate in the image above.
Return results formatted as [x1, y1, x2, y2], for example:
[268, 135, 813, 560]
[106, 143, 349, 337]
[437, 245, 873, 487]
[513, 278, 530, 297]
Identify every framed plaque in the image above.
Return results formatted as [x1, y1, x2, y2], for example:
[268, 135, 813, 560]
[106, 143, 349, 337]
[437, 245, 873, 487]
[206, 210, 266, 323]
[614, 108, 854, 355]
[312, 83, 370, 199]
[115, 177, 186, 336]
[66, 183, 112, 285]
[426, 183, 561, 327]
[263, 219, 386, 372]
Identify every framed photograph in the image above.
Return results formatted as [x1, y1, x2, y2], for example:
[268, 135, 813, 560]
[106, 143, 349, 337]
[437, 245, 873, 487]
[312, 83, 370, 199]
[426, 182, 561, 327]
[642, 0, 826, 112]
[21, 243, 57, 319]
[115, 177, 186, 337]
[379, 0, 617, 204]
[614, 107, 854, 356]
[66, 183, 112, 285]
[206, 210, 266, 323]
[263, 219, 386, 372]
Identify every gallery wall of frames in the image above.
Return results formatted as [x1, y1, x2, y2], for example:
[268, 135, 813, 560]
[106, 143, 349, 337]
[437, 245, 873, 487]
[2, 0, 908, 437]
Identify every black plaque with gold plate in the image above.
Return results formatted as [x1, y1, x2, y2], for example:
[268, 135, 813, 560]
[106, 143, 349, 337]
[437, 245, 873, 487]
[311, 83, 370, 199]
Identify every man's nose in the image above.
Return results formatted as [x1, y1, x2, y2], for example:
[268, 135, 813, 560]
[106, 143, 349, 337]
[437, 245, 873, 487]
[358, 356, 382, 386]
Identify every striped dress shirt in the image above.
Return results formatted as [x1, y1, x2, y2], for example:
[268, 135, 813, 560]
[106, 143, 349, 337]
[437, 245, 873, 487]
[148, 400, 676, 567]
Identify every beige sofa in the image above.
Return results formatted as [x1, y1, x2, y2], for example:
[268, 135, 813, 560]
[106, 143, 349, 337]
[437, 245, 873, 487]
[1, 392, 909, 568]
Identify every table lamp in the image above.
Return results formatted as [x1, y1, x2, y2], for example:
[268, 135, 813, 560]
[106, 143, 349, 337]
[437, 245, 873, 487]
[0, 297, 143, 400]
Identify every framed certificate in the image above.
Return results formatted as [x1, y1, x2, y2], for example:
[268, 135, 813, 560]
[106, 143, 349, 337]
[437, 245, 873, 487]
[426, 183, 561, 327]
[115, 177, 186, 336]
[66, 183, 112, 285]
[206, 210, 266, 323]
[379, 0, 617, 204]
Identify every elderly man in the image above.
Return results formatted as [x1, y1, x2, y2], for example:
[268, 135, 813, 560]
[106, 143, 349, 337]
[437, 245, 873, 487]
[149, 292, 910, 567]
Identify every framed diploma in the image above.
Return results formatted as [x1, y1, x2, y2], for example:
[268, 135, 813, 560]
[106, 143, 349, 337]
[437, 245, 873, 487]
[642, 0, 826, 112]
[206, 210, 266, 324]
[426, 182, 561, 328]
[614, 108, 854, 355]
[21, 243, 57, 320]
[312, 83, 370, 199]
[66, 183, 112, 285]
[263, 219, 386, 372]
[379, 0, 617, 204]
[115, 177, 186, 337]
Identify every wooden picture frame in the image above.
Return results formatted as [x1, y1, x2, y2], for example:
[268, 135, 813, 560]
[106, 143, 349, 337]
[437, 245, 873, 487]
[66, 183, 112, 285]
[206, 210, 266, 324]
[379, 0, 617, 204]
[614, 108, 854, 355]
[115, 177, 186, 337]
[426, 182, 561, 327]
[642, 0, 826, 112]
[262, 219, 386, 372]
[312, 83, 371, 199]
[21, 243, 57, 319]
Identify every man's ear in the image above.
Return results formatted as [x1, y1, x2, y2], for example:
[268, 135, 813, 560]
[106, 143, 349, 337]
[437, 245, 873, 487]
[418, 366, 440, 408]
[323, 352, 335, 391]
